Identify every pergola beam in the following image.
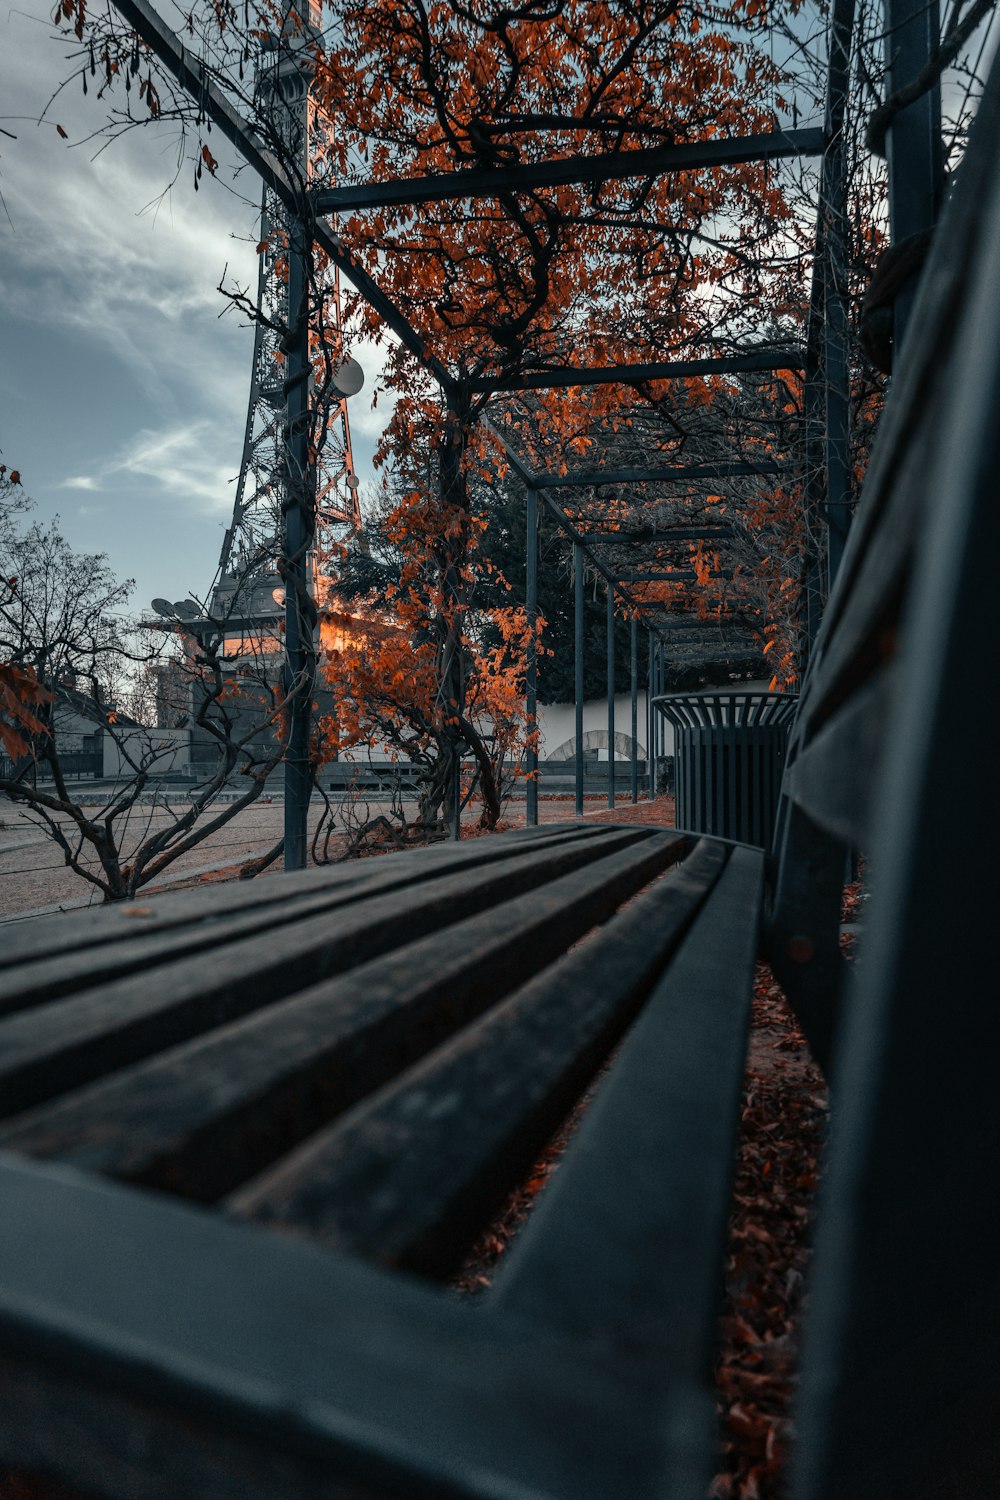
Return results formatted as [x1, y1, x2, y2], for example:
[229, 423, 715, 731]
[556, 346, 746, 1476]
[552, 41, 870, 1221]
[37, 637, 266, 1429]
[109, 0, 457, 397]
[313, 128, 825, 214]
[472, 348, 804, 394]
[631, 609, 755, 623]
[620, 571, 696, 582]
[638, 613, 758, 632]
[618, 570, 733, 582]
[532, 460, 785, 489]
[580, 528, 736, 543]
[486, 416, 778, 608]
[486, 420, 637, 601]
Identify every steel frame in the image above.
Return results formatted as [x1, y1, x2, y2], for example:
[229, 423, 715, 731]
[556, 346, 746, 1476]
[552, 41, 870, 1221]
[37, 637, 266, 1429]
[313, 128, 825, 214]
[528, 460, 786, 490]
[491, 421, 765, 815]
[105, 0, 871, 857]
[580, 528, 736, 543]
[467, 349, 804, 396]
[884, 0, 944, 342]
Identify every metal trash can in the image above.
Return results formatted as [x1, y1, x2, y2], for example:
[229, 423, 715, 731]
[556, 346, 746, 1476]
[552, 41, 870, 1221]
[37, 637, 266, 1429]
[654, 691, 798, 849]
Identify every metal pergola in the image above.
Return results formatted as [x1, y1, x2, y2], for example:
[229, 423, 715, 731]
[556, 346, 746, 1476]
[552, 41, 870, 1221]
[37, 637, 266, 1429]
[107, 0, 942, 866]
[485, 422, 766, 820]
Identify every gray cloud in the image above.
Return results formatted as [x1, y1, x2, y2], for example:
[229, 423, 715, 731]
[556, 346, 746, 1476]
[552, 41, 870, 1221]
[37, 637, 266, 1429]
[1, 2, 393, 611]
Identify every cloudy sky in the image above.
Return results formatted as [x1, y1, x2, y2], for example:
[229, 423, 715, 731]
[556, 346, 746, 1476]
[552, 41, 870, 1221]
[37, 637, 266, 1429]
[4, 0, 998, 626]
[0, 2, 390, 617]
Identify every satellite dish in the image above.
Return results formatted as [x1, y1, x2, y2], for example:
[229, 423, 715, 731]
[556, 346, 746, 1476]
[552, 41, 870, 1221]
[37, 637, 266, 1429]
[151, 598, 175, 618]
[346, 473, 360, 490]
[272, 588, 286, 607]
[332, 357, 364, 397]
[173, 600, 200, 621]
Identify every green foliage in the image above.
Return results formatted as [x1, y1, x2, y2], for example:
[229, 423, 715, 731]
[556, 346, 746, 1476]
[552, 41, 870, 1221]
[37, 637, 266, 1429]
[473, 479, 634, 704]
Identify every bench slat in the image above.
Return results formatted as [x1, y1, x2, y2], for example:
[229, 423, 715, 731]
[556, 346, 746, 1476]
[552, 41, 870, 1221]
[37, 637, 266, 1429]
[0, 824, 601, 1000]
[0, 827, 669, 1120]
[0, 1154, 659, 1500]
[492, 843, 761, 1337]
[791, 54, 1000, 1498]
[225, 839, 729, 1271]
[488, 846, 763, 1493]
[0, 832, 687, 1207]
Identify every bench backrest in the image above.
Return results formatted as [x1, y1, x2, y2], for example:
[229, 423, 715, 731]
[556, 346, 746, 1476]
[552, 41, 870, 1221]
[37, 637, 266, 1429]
[768, 52, 1000, 1500]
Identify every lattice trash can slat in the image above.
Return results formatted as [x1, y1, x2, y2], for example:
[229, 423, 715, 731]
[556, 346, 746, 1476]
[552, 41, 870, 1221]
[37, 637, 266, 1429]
[654, 691, 798, 849]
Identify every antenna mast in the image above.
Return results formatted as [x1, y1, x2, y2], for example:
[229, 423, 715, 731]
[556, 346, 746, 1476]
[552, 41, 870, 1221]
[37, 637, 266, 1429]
[214, 0, 361, 618]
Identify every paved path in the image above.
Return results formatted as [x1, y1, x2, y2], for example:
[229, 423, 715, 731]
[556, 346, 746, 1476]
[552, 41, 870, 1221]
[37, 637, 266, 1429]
[0, 791, 675, 923]
[0, 796, 375, 921]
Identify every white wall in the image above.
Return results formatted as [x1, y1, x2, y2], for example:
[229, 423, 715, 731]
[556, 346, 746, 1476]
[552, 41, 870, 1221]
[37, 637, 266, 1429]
[316, 695, 682, 768]
[103, 728, 191, 778]
[51, 705, 101, 752]
[538, 694, 675, 762]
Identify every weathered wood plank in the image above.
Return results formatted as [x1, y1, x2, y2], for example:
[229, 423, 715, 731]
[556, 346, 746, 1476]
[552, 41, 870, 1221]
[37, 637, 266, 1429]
[225, 839, 729, 1269]
[0, 819, 584, 974]
[0, 1354, 378, 1500]
[491, 844, 762, 1337]
[0, 833, 687, 1201]
[0, 824, 603, 1013]
[488, 847, 763, 1496]
[0, 1154, 666, 1500]
[0, 827, 670, 1119]
[0, 825, 597, 986]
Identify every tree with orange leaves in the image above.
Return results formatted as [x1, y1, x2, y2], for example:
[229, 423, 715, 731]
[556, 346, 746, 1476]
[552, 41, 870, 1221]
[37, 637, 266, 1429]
[318, 470, 540, 831]
[44, 0, 817, 818]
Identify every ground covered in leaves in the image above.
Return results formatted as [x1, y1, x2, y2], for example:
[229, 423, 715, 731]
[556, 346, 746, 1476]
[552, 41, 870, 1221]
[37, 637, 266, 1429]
[451, 963, 830, 1497]
[710, 965, 828, 1499]
[454, 876, 864, 1499]
[452, 960, 830, 1500]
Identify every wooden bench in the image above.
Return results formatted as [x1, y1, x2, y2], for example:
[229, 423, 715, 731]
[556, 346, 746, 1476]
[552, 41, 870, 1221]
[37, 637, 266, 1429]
[2, 54, 999, 1500]
[0, 822, 763, 1499]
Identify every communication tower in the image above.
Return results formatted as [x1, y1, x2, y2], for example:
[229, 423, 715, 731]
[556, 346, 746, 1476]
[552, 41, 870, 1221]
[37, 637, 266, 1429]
[211, 0, 362, 626]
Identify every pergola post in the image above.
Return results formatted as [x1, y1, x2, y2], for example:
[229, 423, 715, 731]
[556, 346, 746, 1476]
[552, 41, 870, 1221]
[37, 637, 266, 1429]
[802, 321, 827, 658]
[575, 542, 585, 818]
[283, 219, 314, 872]
[657, 643, 666, 764]
[823, 0, 858, 590]
[525, 486, 539, 827]
[885, 0, 942, 346]
[824, 202, 851, 590]
[647, 633, 657, 800]
[607, 583, 616, 809]
[630, 615, 639, 805]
